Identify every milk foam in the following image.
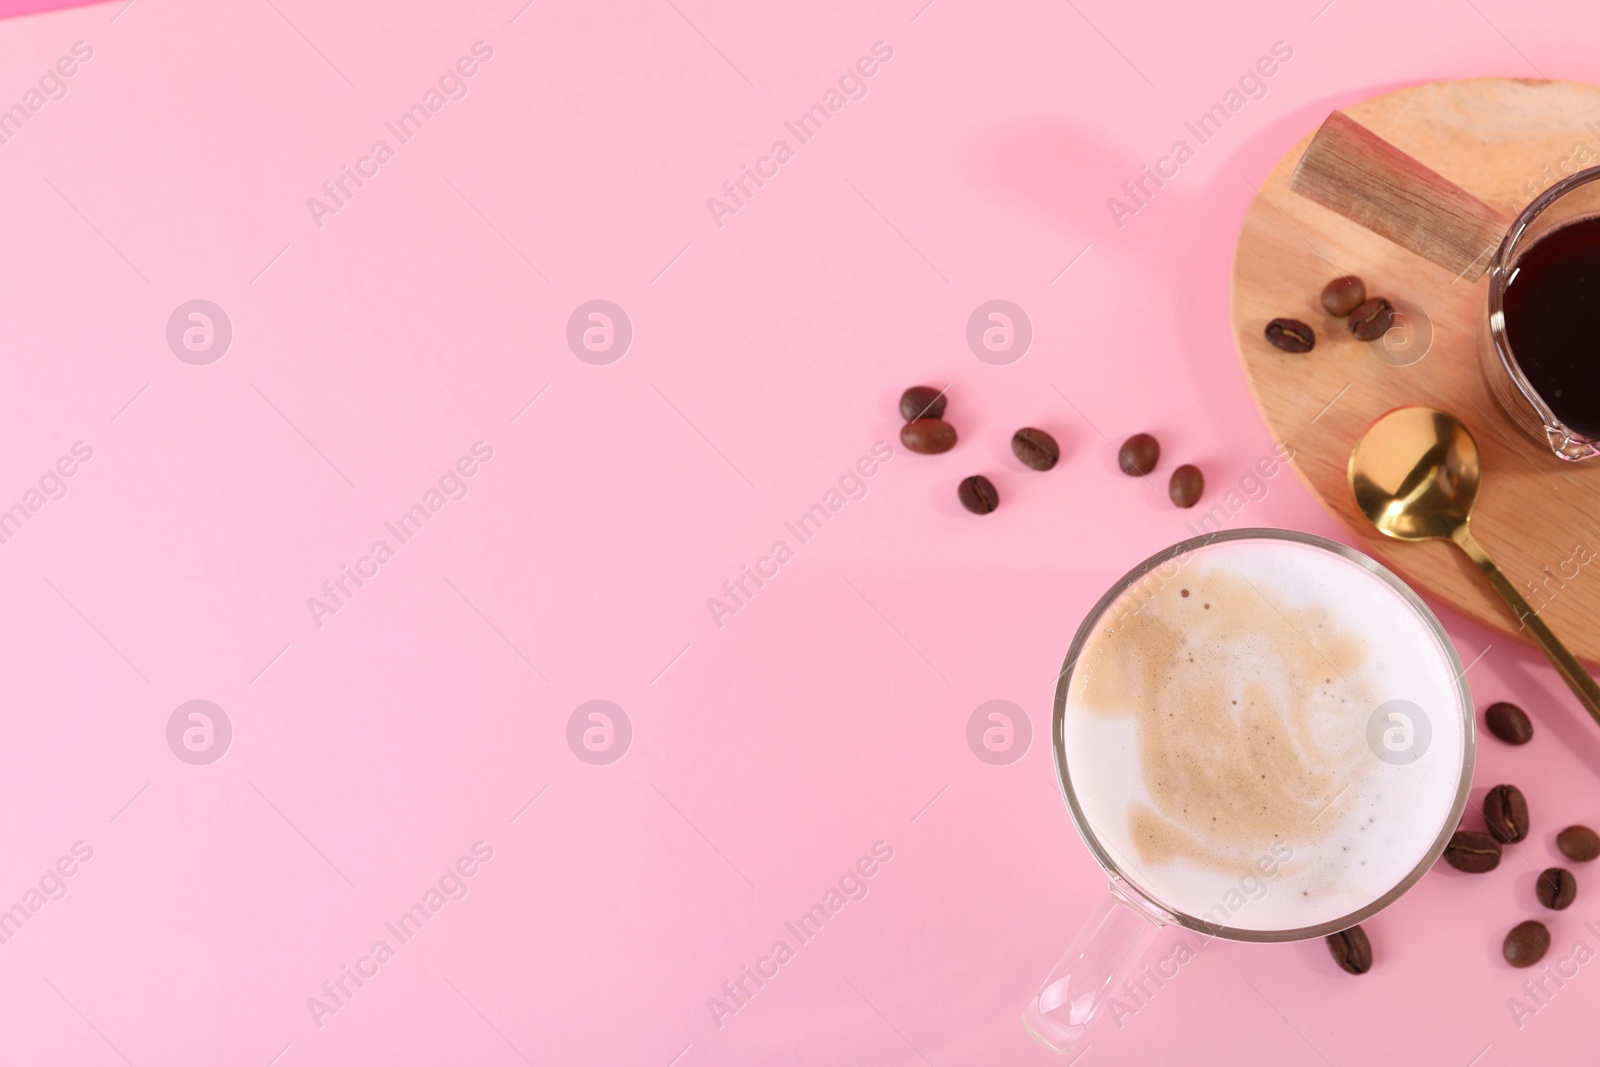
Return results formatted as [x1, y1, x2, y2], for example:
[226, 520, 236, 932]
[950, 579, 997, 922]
[1062, 538, 1466, 932]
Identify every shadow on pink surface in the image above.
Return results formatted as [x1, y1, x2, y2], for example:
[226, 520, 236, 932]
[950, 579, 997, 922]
[0, 0, 107, 19]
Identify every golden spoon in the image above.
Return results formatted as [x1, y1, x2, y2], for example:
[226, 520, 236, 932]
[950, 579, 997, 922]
[1349, 405, 1600, 725]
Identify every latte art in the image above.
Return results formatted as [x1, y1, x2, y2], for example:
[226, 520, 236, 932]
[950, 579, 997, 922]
[1062, 538, 1466, 931]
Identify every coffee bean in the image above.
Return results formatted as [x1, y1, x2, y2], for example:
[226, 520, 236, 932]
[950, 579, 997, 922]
[1011, 428, 1059, 471]
[1485, 702, 1533, 745]
[1443, 829, 1502, 873]
[1321, 275, 1367, 317]
[899, 385, 947, 422]
[1504, 920, 1551, 967]
[1537, 867, 1577, 910]
[957, 475, 998, 515]
[1558, 825, 1600, 862]
[1484, 784, 1530, 844]
[1326, 926, 1372, 975]
[1265, 317, 1315, 353]
[1118, 433, 1160, 476]
[1349, 297, 1395, 341]
[901, 418, 957, 455]
[1168, 464, 1204, 508]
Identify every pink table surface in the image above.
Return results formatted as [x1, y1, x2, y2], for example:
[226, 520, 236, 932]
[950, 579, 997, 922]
[1, 0, 1597, 1063]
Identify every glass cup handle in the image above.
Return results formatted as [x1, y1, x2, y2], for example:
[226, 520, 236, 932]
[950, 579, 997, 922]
[1021, 880, 1166, 1056]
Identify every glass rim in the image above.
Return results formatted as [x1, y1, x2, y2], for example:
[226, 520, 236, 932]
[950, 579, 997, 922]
[1049, 527, 1476, 943]
[1486, 165, 1600, 459]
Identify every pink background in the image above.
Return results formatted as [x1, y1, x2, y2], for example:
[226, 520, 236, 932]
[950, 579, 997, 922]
[1, 0, 1597, 1063]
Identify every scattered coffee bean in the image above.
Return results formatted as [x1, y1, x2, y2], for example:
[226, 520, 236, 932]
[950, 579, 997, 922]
[1537, 868, 1577, 910]
[1558, 825, 1600, 862]
[1504, 920, 1551, 967]
[1321, 275, 1367, 317]
[1485, 701, 1533, 745]
[1118, 433, 1160, 476]
[899, 385, 947, 422]
[957, 475, 998, 515]
[1012, 428, 1059, 471]
[901, 418, 957, 455]
[1265, 317, 1315, 353]
[1349, 297, 1395, 341]
[1168, 464, 1204, 508]
[1326, 926, 1372, 975]
[1484, 784, 1530, 844]
[1443, 829, 1502, 873]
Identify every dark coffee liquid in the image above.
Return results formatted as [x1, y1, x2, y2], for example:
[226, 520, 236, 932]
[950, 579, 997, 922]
[1503, 216, 1600, 438]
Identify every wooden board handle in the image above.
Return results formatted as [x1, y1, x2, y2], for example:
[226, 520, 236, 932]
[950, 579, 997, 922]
[1289, 111, 1511, 282]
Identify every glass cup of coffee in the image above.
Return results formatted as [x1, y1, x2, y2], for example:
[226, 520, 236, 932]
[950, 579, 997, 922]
[1483, 168, 1600, 460]
[1023, 528, 1474, 1055]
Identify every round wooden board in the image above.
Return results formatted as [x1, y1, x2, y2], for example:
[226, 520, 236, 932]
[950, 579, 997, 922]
[1232, 78, 1600, 663]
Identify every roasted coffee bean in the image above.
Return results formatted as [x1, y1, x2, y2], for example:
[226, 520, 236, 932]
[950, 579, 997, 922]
[1537, 867, 1577, 910]
[1484, 784, 1530, 844]
[1504, 920, 1551, 968]
[899, 385, 947, 422]
[1168, 464, 1204, 508]
[1485, 701, 1534, 745]
[1326, 926, 1372, 975]
[1265, 317, 1315, 353]
[957, 475, 998, 515]
[1118, 433, 1160, 476]
[1011, 428, 1059, 471]
[1558, 825, 1600, 862]
[1321, 275, 1367, 317]
[901, 418, 957, 455]
[1443, 829, 1502, 873]
[1349, 297, 1395, 341]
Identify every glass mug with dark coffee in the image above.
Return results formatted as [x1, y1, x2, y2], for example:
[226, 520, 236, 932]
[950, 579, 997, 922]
[1024, 530, 1474, 1054]
[1484, 171, 1600, 459]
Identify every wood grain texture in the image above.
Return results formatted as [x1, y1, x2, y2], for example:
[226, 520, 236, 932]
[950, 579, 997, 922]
[1232, 78, 1600, 663]
[1289, 111, 1512, 281]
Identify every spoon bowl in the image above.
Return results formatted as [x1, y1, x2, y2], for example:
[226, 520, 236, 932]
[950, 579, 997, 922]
[1349, 406, 1481, 542]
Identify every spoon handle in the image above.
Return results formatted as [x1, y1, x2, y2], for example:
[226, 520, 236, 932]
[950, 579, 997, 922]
[1451, 526, 1600, 726]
